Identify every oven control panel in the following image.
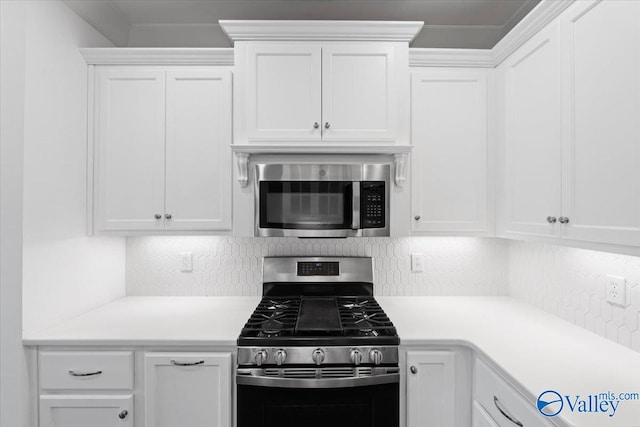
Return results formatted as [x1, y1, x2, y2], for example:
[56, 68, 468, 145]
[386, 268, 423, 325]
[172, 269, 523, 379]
[361, 181, 386, 228]
[297, 262, 339, 276]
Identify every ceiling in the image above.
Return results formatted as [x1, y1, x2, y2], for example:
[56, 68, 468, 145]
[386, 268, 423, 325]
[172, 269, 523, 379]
[65, 0, 540, 49]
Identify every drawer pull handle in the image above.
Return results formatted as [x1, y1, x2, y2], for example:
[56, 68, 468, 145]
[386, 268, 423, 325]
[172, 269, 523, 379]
[170, 360, 205, 366]
[494, 396, 523, 427]
[68, 370, 102, 377]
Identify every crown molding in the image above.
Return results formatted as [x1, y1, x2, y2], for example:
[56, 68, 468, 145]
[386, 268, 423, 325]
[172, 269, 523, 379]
[410, 0, 575, 68]
[219, 20, 424, 44]
[492, 0, 575, 65]
[80, 48, 234, 65]
[409, 48, 494, 68]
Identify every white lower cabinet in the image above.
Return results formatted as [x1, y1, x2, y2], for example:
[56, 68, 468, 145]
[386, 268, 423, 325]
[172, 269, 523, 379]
[405, 349, 471, 427]
[473, 357, 553, 427]
[472, 401, 499, 427]
[144, 352, 232, 427]
[40, 395, 133, 427]
[38, 351, 135, 427]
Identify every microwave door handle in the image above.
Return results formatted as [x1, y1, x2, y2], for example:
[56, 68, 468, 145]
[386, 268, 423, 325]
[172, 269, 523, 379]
[351, 182, 360, 230]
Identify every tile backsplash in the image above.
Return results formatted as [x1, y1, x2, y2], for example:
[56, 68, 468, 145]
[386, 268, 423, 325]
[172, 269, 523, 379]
[126, 237, 509, 297]
[509, 241, 640, 352]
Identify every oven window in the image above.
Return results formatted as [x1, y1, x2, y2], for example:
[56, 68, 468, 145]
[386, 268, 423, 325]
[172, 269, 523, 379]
[260, 181, 353, 229]
[238, 383, 399, 427]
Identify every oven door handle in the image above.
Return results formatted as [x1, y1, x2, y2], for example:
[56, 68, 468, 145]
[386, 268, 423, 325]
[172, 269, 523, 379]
[236, 372, 399, 389]
[351, 182, 361, 230]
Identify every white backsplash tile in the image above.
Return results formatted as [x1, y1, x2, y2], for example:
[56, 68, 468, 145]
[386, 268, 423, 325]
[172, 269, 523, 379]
[126, 237, 509, 297]
[509, 241, 640, 352]
[126, 236, 640, 352]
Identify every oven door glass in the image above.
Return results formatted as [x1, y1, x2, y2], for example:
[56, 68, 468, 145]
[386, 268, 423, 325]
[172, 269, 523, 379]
[238, 383, 399, 427]
[259, 181, 353, 230]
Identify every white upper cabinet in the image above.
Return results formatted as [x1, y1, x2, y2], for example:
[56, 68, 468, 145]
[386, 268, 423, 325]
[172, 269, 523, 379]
[411, 68, 488, 233]
[498, 0, 640, 248]
[246, 45, 322, 142]
[501, 22, 562, 238]
[165, 69, 232, 231]
[238, 42, 405, 144]
[91, 65, 233, 234]
[95, 68, 166, 231]
[560, 0, 640, 246]
[322, 45, 397, 141]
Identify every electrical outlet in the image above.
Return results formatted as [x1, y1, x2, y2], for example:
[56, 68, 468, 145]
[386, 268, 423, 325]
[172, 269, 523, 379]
[606, 275, 627, 306]
[411, 253, 424, 272]
[180, 252, 193, 272]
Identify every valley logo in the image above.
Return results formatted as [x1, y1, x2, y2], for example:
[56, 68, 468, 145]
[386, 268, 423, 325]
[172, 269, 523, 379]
[537, 390, 640, 418]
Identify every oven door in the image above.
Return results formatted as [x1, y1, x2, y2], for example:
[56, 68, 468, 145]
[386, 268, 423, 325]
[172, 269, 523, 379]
[237, 367, 399, 427]
[256, 178, 361, 238]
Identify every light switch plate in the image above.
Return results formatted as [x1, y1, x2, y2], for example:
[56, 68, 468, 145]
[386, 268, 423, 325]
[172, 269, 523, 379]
[411, 253, 424, 272]
[606, 275, 626, 306]
[180, 252, 193, 272]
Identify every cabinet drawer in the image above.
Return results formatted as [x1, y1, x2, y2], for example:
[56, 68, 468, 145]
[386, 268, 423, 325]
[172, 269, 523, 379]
[40, 351, 134, 390]
[474, 358, 552, 427]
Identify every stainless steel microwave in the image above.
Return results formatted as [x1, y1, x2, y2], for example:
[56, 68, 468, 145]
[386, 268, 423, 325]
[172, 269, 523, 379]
[255, 163, 390, 237]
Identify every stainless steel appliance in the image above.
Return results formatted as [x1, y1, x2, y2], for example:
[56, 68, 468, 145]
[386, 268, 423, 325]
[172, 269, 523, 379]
[237, 257, 399, 427]
[255, 163, 390, 237]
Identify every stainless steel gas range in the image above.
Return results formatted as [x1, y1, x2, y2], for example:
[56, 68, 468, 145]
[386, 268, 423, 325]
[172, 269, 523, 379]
[236, 257, 400, 427]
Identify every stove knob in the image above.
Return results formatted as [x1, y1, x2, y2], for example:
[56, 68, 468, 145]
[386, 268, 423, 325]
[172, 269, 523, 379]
[312, 348, 325, 365]
[254, 350, 268, 366]
[350, 349, 363, 366]
[274, 349, 287, 366]
[370, 349, 383, 366]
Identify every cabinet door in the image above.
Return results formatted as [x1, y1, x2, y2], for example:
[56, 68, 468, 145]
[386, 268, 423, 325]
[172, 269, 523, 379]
[472, 401, 500, 427]
[144, 352, 231, 427]
[406, 351, 456, 427]
[246, 45, 322, 142]
[502, 23, 563, 237]
[411, 69, 488, 233]
[322, 44, 397, 142]
[165, 69, 232, 231]
[560, 0, 640, 246]
[95, 67, 165, 231]
[40, 395, 133, 427]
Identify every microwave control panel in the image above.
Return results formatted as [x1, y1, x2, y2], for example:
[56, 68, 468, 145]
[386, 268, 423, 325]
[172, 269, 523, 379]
[361, 182, 386, 228]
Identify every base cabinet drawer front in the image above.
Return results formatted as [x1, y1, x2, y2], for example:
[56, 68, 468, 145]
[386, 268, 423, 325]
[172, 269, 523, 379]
[39, 395, 133, 427]
[144, 352, 232, 427]
[473, 401, 500, 427]
[474, 359, 551, 427]
[39, 351, 134, 390]
[406, 350, 457, 427]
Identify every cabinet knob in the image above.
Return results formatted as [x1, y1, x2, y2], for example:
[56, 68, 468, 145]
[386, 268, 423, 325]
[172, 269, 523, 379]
[414, 215, 421, 221]
[559, 216, 570, 224]
[154, 214, 162, 220]
[410, 366, 418, 374]
[118, 410, 128, 420]
[324, 122, 331, 129]
[313, 122, 319, 129]
[165, 214, 172, 220]
[546, 216, 557, 224]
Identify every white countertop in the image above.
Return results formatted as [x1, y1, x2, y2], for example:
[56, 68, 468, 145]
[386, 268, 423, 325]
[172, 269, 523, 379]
[23, 296, 260, 346]
[24, 296, 640, 426]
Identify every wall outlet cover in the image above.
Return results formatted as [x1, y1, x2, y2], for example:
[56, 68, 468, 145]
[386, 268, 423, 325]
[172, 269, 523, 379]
[411, 253, 424, 272]
[606, 275, 626, 306]
[180, 252, 193, 272]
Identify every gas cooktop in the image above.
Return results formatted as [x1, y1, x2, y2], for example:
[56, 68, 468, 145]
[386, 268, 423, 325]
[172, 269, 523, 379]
[238, 295, 399, 347]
